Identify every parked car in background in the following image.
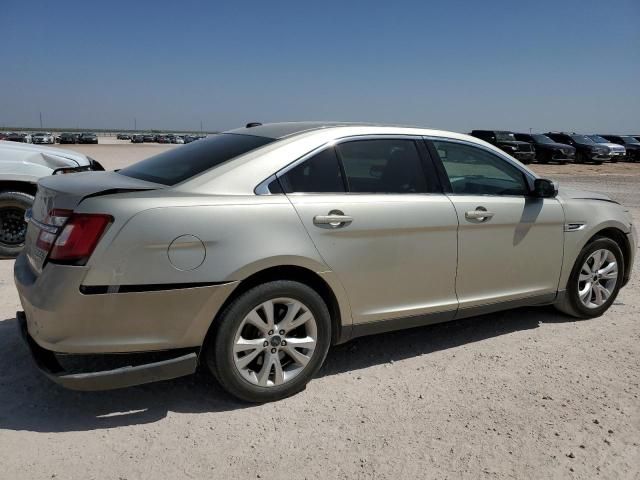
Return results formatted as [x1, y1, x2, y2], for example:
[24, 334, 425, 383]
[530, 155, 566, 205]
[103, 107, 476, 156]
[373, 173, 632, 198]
[587, 135, 626, 162]
[0, 132, 8, 141]
[184, 135, 196, 144]
[131, 134, 144, 143]
[171, 135, 185, 144]
[59, 132, 78, 144]
[0, 142, 104, 257]
[79, 133, 99, 144]
[6, 132, 32, 143]
[513, 133, 575, 164]
[545, 133, 610, 164]
[599, 135, 640, 162]
[469, 130, 536, 164]
[143, 134, 156, 142]
[32, 132, 55, 145]
[12, 122, 636, 402]
[117, 133, 131, 140]
[156, 135, 171, 144]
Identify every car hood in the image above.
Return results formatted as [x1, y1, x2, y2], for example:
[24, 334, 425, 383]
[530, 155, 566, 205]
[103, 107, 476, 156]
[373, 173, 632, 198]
[540, 142, 575, 150]
[0, 141, 91, 168]
[498, 140, 531, 147]
[557, 186, 617, 204]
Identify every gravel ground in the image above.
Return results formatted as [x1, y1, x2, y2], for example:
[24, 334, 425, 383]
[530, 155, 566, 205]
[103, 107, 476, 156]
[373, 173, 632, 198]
[0, 144, 638, 479]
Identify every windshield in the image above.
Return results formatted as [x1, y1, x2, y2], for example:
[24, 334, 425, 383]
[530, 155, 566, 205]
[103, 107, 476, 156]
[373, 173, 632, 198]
[570, 135, 594, 144]
[495, 132, 516, 141]
[589, 135, 609, 143]
[532, 134, 554, 144]
[620, 136, 640, 144]
[119, 133, 275, 185]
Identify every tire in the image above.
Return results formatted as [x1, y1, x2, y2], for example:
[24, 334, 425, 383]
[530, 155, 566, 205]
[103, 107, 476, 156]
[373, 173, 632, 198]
[555, 237, 624, 319]
[0, 191, 34, 258]
[206, 280, 332, 402]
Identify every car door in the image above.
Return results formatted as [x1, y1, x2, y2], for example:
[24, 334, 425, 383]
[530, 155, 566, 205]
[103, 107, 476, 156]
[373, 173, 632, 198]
[427, 138, 564, 312]
[277, 137, 459, 326]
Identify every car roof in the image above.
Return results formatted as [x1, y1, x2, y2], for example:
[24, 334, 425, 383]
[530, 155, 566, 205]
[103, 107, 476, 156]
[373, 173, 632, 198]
[225, 121, 420, 139]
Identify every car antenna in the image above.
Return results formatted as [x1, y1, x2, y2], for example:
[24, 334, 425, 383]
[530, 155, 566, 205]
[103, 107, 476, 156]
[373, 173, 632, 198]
[246, 122, 262, 128]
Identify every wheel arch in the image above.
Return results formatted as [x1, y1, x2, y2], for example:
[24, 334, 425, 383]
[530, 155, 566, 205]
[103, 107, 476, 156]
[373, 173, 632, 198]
[588, 227, 632, 285]
[206, 265, 351, 348]
[0, 180, 37, 196]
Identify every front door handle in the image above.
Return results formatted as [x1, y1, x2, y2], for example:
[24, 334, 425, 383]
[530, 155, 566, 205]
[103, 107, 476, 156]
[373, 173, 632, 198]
[313, 210, 353, 228]
[465, 208, 494, 222]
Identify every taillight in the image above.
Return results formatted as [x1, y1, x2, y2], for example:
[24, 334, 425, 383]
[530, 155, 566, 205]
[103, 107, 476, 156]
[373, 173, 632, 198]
[35, 209, 73, 252]
[46, 213, 112, 264]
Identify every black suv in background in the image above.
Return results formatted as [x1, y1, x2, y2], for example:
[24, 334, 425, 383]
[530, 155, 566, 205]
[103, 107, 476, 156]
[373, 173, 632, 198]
[469, 130, 536, 164]
[78, 132, 98, 144]
[59, 132, 77, 144]
[545, 133, 610, 164]
[513, 133, 575, 164]
[600, 135, 640, 162]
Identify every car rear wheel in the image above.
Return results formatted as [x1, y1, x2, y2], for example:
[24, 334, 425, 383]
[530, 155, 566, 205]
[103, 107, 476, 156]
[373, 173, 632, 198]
[555, 238, 624, 319]
[0, 191, 34, 258]
[206, 280, 332, 402]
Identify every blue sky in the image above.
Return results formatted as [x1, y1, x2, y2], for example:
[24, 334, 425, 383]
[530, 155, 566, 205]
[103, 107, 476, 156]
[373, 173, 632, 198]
[2, 0, 639, 133]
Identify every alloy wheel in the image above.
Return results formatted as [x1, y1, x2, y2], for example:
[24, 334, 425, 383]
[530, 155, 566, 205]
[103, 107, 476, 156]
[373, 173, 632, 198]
[232, 298, 318, 387]
[577, 249, 618, 309]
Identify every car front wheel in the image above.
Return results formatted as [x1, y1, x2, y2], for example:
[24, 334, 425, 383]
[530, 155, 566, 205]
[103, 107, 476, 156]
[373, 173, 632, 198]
[555, 238, 624, 319]
[206, 280, 332, 402]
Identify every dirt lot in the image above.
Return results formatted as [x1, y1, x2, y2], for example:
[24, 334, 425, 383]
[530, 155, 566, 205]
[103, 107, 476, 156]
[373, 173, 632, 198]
[0, 144, 638, 479]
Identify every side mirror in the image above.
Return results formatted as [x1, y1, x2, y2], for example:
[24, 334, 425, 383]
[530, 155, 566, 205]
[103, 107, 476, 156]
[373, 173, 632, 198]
[533, 178, 558, 198]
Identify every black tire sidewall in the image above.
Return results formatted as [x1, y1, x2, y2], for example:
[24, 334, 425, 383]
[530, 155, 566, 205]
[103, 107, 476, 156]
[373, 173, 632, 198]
[567, 238, 624, 318]
[0, 191, 34, 257]
[207, 280, 332, 403]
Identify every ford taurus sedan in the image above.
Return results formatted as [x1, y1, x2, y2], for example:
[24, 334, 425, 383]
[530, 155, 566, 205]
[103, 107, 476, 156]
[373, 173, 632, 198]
[14, 122, 637, 402]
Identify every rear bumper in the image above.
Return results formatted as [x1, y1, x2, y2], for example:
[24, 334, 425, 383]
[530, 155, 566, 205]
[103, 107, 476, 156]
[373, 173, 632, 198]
[17, 311, 197, 390]
[14, 253, 238, 354]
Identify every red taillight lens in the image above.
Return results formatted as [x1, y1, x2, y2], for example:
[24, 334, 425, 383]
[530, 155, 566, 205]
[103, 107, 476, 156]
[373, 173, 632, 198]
[48, 213, 113, 263]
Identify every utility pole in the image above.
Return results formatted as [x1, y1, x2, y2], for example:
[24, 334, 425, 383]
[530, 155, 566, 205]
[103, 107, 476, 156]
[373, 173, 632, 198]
[200, 120, 203, 133]
[39, 112, 43, 129]
[529, 127, 532, 134]
[134, 117, 137, 131]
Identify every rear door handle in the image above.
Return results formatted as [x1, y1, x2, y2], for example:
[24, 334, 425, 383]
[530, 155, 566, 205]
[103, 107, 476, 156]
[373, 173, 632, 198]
[465, 209, 494, 221]
[313, 211, 353, 228]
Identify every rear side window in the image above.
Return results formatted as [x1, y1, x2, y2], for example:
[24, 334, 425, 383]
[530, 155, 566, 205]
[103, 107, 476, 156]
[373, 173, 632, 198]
[278, 148, 345, 193]
[337, 139, 428, 193]
[119, 134, 274, 185]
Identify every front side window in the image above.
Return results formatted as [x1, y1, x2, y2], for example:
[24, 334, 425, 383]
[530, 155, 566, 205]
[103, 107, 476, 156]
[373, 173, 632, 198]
[433, 141, 529, 196]
[278, 147, 345, 193]
[337, 139, 428, 193]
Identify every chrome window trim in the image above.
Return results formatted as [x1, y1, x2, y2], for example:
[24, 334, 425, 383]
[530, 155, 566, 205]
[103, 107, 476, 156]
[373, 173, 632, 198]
[255, 134, 431, 195]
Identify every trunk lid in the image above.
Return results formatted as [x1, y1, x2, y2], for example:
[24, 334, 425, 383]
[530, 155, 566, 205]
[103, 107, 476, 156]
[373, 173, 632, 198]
[25, 171, 162, 273]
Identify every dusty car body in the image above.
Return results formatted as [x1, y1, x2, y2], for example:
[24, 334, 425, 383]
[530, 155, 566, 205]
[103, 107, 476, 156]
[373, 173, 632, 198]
[14, 123, 637, 402]
[0, 141, 103, 257]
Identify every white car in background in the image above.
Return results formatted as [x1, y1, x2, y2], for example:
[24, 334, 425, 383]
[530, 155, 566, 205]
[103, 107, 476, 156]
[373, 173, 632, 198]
[32, 132, 55, 145]
[588, 135, 626, 162]
[0, 141, 104, 257]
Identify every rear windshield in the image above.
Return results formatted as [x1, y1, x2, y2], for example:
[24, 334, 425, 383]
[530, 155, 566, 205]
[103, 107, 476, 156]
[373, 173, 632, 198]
[118, 133, 275, 185]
